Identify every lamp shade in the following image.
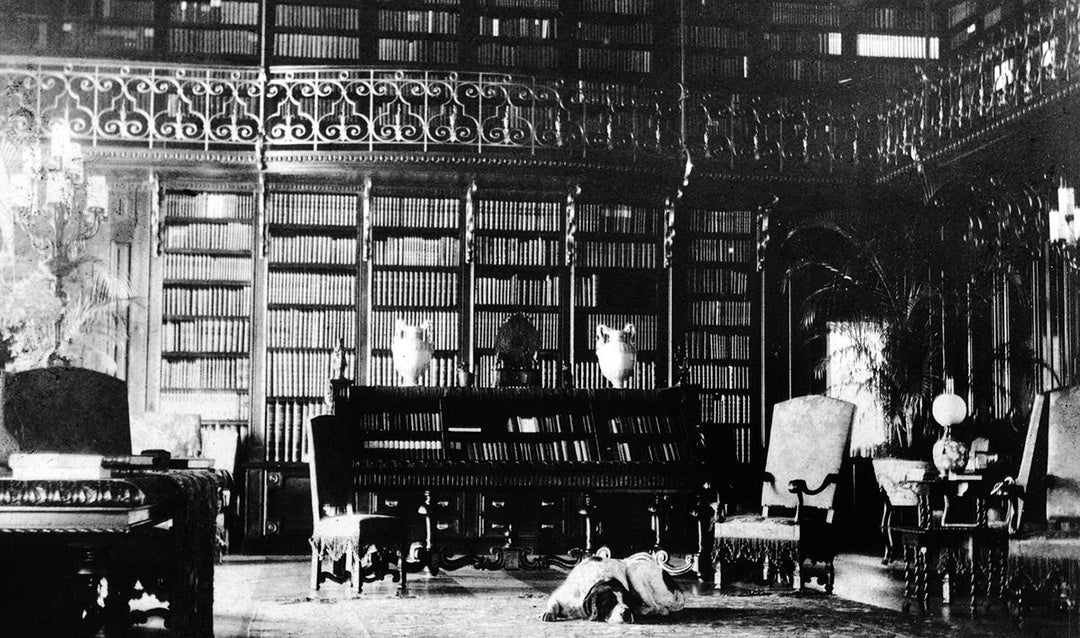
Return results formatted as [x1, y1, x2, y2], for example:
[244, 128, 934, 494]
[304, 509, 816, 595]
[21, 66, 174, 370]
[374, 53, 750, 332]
[932, 392, 967, 427]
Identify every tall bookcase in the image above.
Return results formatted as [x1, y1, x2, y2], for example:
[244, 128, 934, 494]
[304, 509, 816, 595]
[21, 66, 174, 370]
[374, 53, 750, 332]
[572, 200, 665, 390]
[366, 187, 462, 387]
[469, 188, 566, 388]
[679, 208, 758, 470]
[164, 0, 261, 63]
[681, 0, 753, 86]
[474, 0, 560, 72]
[761, 0, 845, 84]
[155, 186, 254, 429]
[374, 0, 463, 67]
[264, 186, 361, 466]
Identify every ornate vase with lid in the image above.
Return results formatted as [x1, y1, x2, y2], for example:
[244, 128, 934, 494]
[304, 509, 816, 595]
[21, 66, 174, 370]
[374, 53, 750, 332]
[390, 319, 433, 386]
[595, 323, 636, 389]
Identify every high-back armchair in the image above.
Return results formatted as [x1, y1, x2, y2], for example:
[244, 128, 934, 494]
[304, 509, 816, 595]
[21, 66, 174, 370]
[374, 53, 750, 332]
[714, 395, 855, 593]
[998, 385, 1080, 617]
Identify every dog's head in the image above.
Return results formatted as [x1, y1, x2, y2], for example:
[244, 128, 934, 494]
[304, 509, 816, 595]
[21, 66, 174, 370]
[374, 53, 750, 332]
[582, 578, 633, 623]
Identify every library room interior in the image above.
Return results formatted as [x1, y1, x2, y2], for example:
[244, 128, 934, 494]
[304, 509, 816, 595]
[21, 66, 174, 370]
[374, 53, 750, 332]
[0, 0, 1078, 636]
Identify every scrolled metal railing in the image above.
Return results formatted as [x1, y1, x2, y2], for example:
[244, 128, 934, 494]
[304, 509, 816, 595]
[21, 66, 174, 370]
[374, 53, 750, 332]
[877, 0, 1080, 175]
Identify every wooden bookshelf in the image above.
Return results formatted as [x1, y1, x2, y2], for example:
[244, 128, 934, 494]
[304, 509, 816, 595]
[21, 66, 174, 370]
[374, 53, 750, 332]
[157, 187, 255, 424]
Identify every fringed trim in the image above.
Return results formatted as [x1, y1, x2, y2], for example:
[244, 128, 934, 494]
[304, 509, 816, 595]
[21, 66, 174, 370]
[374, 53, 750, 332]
[1007, 554, 1080, 611]
[713, 537, 799, 568]
[311, 536, 361, 563]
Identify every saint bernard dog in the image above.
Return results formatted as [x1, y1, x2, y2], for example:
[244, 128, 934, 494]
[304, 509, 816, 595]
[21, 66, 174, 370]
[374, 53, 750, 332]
[540, 555, 686, 623]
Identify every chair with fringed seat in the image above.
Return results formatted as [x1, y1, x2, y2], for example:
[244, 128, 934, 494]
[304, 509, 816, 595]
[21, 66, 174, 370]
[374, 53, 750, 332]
[307, 414, 409, 594]
[995, 385, 1080, 618]
[714, 395, 855, 593]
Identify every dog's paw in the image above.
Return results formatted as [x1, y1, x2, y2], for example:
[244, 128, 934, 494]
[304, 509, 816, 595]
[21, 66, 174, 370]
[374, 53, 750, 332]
[539, 611, 558, 622]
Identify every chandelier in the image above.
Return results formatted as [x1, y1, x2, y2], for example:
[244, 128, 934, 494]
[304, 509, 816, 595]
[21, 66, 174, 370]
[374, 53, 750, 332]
[8, 121, 109, 268]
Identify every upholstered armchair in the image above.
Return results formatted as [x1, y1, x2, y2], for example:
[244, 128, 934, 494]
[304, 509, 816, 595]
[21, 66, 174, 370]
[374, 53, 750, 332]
[996, 385, 1080, 617]
[713, 395, 856, 593]
[308, 414, 409, 593]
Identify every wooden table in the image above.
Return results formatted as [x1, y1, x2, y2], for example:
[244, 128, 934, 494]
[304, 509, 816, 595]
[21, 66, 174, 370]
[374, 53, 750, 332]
[896, 473, 1009, 613]
[0, 470, 222, 637]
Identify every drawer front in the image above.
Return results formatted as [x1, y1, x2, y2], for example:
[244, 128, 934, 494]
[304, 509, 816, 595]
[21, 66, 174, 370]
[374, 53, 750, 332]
[263, 469, 313, 538]
[480, 493, 568, 539]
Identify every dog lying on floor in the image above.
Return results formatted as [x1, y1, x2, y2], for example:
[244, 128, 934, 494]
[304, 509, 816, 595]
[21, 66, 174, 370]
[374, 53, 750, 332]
[539, 555, 685, 623]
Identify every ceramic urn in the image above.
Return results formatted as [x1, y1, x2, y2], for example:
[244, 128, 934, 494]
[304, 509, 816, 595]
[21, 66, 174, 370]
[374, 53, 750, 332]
[595, 323, 637, 389]
[391, 319, 434, 386]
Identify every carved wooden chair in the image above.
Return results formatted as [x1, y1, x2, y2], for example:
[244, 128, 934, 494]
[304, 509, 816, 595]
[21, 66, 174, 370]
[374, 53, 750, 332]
[308, 414, 408, 594]
[996, 385, 1080, 618]
[713, 395, 855, 593]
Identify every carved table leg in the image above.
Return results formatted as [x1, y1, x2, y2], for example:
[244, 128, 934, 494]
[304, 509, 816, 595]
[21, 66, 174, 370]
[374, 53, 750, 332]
[693, 489, 715, 583]
[418, 491, 437, 575]
[104, 564, 135, 638]
[918, 545, 930, 612]
[578, 493, 596, 555]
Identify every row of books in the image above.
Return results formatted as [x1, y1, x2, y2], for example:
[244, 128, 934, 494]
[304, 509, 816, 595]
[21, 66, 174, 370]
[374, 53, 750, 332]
[164, 255, 250, 282]
[352, 412, 443, 432]
[862, 7, 940, 32]
[764, 31, 843, 56]
[270, 193, 357, 226]
[856, 33, 940, 60]
[577, 48, 651, 73]
[501, 414, 596, 434]
[477, 200, 560, 231]
[690, 238, 754, 263]
[378, 10, 459, 34]
[577, 204, 662, 234]
[727, 425, 755, 464]
[267, 350, 335, 398]
[608, 441, 689, 463]
[159, 389, 249, 421]
[688, 268, 749, 295]
[166, 222, 251, 252]
[64, 24, 155, 53]
[370, 311, 459, 350]
[475, 274, 559, 306]
[477, 42, 557, 68]
[462, 440, 595, 463]
[373, 270, 459, 307]
[686, 55, 748, 79]
[95, 0, 155, 21]
[268, 308, 356, 349]
[701, 393, 753, 427]
[687, 0, 754, 23]
[767, 2, 842, 28]
[688, 364, 750, 390]
[574, 360, 655, 389]
[607, 415, 678, 435]
[580, 0, 653, 16]
[579, 240, 657, 269]
[365, 440, 444, 459]
[377, 38, 461, 63]
[374, 236, 460, 266]
[161, 357, 250, 390]
[368, 353, 461, 386]
[268, 272, 355, 306]
[479, 17, 555, 39]
[688, 300, 751, 326]
[479, 0, 558, 9]
[761, 57, 843, 82]
[688, 209, 754, 234]
[686, 26, 749, 49]
[274, 4, 363, 30]
[477, 42, 558, 68]
[163, 318, 249, 353]
[167, 28, 258, 56]
[270, 235, 356, 265]
[474, 237, 561, 266]
[372, 196, 458, 228]
[166, 192, 253, 220]
[274, 33, 363, 59]
[684, 332, 751, 360]
[475, 311, 559, 350]
[264, 399, 321, 463]
[585, 314, 657, 351]
[576, 21, 653, 46]
[475, 354, 560, 388]
[169, 0, 259, 26]
[164, 286, 251, 317]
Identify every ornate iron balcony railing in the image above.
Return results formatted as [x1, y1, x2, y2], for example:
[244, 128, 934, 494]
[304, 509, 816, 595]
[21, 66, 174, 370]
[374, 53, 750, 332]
[0, 56, 870, 177]
[877, 0, 1080, 176]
